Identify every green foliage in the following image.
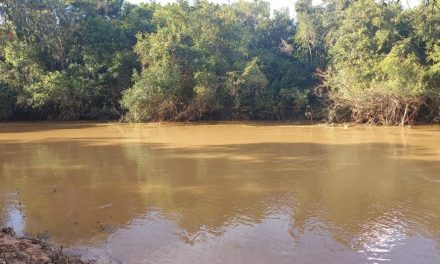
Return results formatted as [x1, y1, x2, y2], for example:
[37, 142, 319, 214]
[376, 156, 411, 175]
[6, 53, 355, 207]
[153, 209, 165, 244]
[122, 1, 311, 121]
[227, 58, 269, 118]
[0, 0, 154, 120]
[377, 41, 426, 96]
[309, 0, 440, 125]
[26, 65, 97, 119]
[0, 83, 16, 120]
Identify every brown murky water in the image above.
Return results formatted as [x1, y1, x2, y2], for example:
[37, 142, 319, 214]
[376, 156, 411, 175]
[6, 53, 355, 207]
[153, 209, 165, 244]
[0, 122, 439, 264]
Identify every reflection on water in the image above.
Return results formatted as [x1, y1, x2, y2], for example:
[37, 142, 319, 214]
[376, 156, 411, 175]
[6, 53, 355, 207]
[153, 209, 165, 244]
[0, 123, 440, 264]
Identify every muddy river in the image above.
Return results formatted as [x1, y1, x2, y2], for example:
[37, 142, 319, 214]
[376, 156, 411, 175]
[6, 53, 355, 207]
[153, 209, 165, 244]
[0, 123, 439, 263]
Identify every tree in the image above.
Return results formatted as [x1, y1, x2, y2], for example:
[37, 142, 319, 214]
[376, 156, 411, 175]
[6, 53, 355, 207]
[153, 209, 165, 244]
[312, 0, 438, 125]
[0, 0, 154, 120]
[0, 0, 439, 124]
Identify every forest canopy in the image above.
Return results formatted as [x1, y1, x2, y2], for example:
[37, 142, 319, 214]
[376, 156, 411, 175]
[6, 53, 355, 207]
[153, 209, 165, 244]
[0, 0, 439, 125]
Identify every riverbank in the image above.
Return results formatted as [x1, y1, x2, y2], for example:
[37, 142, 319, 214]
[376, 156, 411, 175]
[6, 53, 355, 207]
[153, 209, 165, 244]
[0, 228, 89, 264]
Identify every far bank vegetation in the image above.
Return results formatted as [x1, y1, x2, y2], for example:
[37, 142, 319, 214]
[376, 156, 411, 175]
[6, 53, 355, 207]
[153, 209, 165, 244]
[0, 0, 439, 125]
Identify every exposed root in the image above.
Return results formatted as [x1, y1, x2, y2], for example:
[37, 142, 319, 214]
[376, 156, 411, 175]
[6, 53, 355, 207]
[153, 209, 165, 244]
[327, 92, 423, 126]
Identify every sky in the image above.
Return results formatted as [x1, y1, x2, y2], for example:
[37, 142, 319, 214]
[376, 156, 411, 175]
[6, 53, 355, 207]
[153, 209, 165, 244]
[126, 0, 422, 18]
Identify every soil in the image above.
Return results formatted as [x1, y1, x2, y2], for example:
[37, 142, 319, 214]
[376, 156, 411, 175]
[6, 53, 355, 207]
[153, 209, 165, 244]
[0, 228, 91, 264]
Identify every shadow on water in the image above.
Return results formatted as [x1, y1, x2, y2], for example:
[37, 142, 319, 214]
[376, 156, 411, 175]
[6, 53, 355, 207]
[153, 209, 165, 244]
[0, 122, 101, 133]
[0, 135, 440, 263]
[0, 120, 319, 134]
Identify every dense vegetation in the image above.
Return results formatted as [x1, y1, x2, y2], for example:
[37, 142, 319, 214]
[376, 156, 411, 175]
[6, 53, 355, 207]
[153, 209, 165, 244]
[0, 0, 439, 125]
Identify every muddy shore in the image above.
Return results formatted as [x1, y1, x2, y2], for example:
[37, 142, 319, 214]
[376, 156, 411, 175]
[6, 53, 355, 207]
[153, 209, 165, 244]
[0, 228, 90, 264]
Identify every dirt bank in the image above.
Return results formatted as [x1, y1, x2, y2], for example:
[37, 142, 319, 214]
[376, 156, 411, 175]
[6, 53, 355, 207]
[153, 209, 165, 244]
[0, 228, 90, 264]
